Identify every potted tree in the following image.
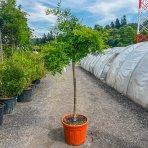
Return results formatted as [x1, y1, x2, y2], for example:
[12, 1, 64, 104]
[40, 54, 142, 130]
[44, 2, 104, 146]
[0, 58, 26, 114]
[12, 51, 33, 102]
[31, 52, 47, 86]
[13, 51, 46, 102]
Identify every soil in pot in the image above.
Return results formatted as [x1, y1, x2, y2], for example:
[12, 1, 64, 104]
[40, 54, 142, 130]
[0, 103, 4, 125]
[62, 114, 88, 146]
[64, 115, 87, 125]
[17, 88, 32, 102]
[0, 97, 17, 114]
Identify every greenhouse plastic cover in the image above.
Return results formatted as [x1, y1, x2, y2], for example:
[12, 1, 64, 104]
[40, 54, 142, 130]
[81, 42, 148, 109]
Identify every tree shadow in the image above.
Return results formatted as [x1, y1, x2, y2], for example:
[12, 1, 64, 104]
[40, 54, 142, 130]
[48, 127, 65, 143]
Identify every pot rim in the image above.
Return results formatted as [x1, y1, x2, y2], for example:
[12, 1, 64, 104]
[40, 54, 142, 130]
[24, 87, 32, 91]
[0, 96, 17, 101]
[62, 114, 88, 128]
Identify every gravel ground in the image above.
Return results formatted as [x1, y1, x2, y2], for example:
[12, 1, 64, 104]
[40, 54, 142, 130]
[0, 66, 148, 148]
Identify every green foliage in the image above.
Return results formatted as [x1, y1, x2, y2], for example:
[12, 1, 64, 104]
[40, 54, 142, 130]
[104, 25, 111, 30]
[117, 26, 136, 46]
[44, 3, 104, 74]
[95, 15, 137, 47]
[121, 15, 127, 26]
[128, 23, 137, 30]
[0, 59, 26, 97]
[32, 31, 55, 45]
[115, 18, 121, 29]
[3, 47, 13, 58]
[0, 0, 31, 48]
[0, 50, 46, 97]
[110, 22, 115, 28]
[32, 46, 42, 52]
[106, 25, 136, 47]
[12, 51, 33, 87]
[41, 41, 70, 75]
[12, 51, 46, 87]
[30, 52, 47, 80]
[107, 28, 120, 47]
[94, 25, 110, 49]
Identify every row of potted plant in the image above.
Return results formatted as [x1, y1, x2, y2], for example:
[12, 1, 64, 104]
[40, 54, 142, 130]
[0, 51, 47, 125]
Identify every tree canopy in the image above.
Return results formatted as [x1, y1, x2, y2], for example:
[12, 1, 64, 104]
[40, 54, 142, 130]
[42, 2, 105, 75]
[0, 0, 31, 47]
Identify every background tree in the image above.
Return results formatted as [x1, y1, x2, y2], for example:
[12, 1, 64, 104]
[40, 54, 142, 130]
[121, 15, 127, 26]
[94, 15, 137, 48]
[128, 23, 137, 30]
[0, 0, 31, 49]
[104, 25, 110, 30]
[32, 31, 55, 45]
[94, 25, 103, 32]
[47, 31, 55, 41]
[117, 26, 136, 46]
[94, 24, 110, 48]
[41, 33, 47, 44]
[110, 22, 115, 28]
[108, 28, 120, 47]
[115, 18, 121, 29]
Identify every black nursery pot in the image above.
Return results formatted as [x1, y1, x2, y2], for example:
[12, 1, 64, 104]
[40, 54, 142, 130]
[30, 84, 36, 91]
[0, 97, 17, 114]
[17, 88, 33, 102]
[32, 79, 40, 85]
[0, 103, 4, 126]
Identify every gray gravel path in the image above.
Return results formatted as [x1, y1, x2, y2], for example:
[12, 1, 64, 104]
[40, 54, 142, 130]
[0, 66, 148, 148]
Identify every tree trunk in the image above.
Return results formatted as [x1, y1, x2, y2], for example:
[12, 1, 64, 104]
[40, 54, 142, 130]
[72, 60, 77, 121]
[0, 29, 3, 62]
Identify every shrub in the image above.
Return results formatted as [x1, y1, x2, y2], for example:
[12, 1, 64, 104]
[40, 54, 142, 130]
[12, 51, 33, 88]
[12, 51, 46, 87]
[31, 52, 47, 80]
[0, 59, 26, 97]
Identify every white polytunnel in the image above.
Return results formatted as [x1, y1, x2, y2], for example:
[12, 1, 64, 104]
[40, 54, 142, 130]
[81, 42, 148, 109]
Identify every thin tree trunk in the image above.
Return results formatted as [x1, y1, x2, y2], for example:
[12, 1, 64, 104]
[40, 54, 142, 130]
[72, 60, 77, 121]
[0, 29, 3, 62]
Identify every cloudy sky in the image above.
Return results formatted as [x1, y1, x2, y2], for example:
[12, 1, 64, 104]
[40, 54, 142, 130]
[16, 0, 138, 37]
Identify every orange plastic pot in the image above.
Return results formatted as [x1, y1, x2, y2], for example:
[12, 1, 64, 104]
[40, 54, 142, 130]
[62, 114, 88, 146]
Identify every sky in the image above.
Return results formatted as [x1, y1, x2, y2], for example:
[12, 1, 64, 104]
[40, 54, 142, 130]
[16, 0, 139, 37]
